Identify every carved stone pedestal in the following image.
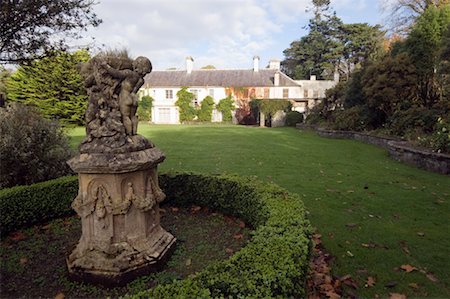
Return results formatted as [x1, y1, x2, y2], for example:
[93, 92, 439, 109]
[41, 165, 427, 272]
[66, 147, 176, 286]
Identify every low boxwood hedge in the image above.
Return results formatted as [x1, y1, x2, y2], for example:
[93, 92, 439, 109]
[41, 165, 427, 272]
[0, 172, 312, 298]
[0, 175, 78, 235]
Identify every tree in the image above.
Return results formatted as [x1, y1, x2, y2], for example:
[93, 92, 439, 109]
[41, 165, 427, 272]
[362, 53, 418, 127]
[201, 65, 216, 69]
[382, 0, 449, 34]
[216, 96, 235, 121]
[0, 0, 101, 64]
[405, 5, 450, 107]
[0, 66, 12, 106]
[175, 87, 196, 122]
[438, 24, 450, 100]
[197, 96, 215, 121]
[6, 50, 90, 126]
[283, 1, 343, 79]
[340, 23, 385, 78]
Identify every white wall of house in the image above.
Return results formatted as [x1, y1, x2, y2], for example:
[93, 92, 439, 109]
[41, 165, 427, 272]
[141, 86, 228, 124]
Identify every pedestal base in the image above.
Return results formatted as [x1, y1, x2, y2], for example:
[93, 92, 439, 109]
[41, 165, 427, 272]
[67, 229, 176, 287]
[67, 147, 175, 287]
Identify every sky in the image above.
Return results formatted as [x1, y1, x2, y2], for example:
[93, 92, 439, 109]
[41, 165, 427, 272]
[81, 0, 388, 71]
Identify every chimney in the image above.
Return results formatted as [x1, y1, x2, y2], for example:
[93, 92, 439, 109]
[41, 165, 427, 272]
[253, 55, 260, 72]
[310, 75, 316, 81]
[269, 59, 280, 70]
[274, 71, 280, 86]
[186, 56, 194, 74]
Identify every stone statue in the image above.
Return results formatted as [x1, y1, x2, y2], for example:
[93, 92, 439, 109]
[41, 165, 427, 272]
[78, 52, 153, 153]
[67, 52, 175, 286]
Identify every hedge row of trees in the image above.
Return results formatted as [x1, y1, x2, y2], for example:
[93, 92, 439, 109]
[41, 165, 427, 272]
[175, 87, 234, 123]
[290, 1, 450, 153]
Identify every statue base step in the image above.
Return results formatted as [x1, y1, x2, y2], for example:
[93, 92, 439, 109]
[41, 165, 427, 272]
[67, 229, 176, 287]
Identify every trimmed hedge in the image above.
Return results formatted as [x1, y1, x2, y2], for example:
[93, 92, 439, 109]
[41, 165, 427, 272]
[0, 175, 78, 235]
[0, 173, 312, 298]
[136, 173, 312, 298]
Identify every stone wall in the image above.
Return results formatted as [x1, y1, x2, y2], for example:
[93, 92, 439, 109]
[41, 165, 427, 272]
[296, 124, 450, 175]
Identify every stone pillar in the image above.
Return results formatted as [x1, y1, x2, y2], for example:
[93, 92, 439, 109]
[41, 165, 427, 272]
[66, 148, 175, 286]
[260, 111, 265, 127]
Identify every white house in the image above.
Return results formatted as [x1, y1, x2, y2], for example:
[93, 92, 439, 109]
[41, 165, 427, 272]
[139, 56, 338, 124]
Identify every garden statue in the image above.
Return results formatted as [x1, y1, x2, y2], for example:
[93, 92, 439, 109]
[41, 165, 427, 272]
[66, 51, 175, 286]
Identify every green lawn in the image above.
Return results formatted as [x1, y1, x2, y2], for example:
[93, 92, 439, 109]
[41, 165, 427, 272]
[68, 124, 450, 298]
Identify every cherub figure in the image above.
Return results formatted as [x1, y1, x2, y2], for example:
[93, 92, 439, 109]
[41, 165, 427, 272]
[101, 56, 152, 136]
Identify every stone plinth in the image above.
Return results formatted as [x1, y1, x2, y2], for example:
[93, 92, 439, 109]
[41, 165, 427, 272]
[66, 147, 176, 286]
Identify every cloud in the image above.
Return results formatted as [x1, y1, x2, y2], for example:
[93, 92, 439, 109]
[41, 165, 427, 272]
[80, 0, 381, 70]
[83, 0, 311, 70]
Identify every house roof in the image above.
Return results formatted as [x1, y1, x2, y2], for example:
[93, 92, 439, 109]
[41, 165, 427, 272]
[143, 69, 299, 88]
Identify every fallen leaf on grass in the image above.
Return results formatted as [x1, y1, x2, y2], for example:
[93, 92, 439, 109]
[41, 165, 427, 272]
[10, 231, 26, 241]
[345, 223, 358, 228]
[325, 290, 341, 299]
[400, 264, 416, 273]
[54, 293, 65, 299]
[19, 257, 28, 265]
[233, 233, 243, 240]
[389, 293, 407, 299]
[185, 258, 192, 266]
[341, 276, 358, 289]
[417, 232, 425, 237]
[190, 206, 202, 213]
[42, 224, 52, 230]
[425, 273, 438, 282]
[365, 276, 376, 287]
[399, 241, 410, 255]
[225, 248, 234, 254]
[408, 283, 419, 289]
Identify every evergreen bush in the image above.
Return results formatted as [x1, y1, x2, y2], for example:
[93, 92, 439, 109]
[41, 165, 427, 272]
[0, 103, 73, 188]
[137, 95, 153, 122]
[197, 96, 215, 122]
[216, 96, 235, 122]
[286, 111, 304, 126]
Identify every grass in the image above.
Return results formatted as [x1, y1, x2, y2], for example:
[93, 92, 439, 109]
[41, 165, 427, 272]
[0, 205, 251, 298]
[69, 124, 450, 298]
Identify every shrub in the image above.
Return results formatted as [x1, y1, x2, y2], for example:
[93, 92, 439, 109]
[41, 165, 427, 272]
[197, 96, 215, 122]
[0, 175, 78, 234]
[430, 117, 450, 153]
[137, 95, 153, 121]
[216, 96, 235, 122]
[332, 106, 367, 131]
[285, 111, 304, 126]
[388, 106, 438, 137]
[0, 103, 73, 188]
[175, 88, 196, 122]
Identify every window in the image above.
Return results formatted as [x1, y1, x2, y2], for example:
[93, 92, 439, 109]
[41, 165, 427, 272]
[158, 108, 171, 123]
[264, 88, 270, 99]
[209, 89, 214, 98]
[165, 90, 173, 99]
[313, 90, 319, 98]
[282, 88, 289, 98]
[303, 89, 309, 98]
[190, 89, 199, 106]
